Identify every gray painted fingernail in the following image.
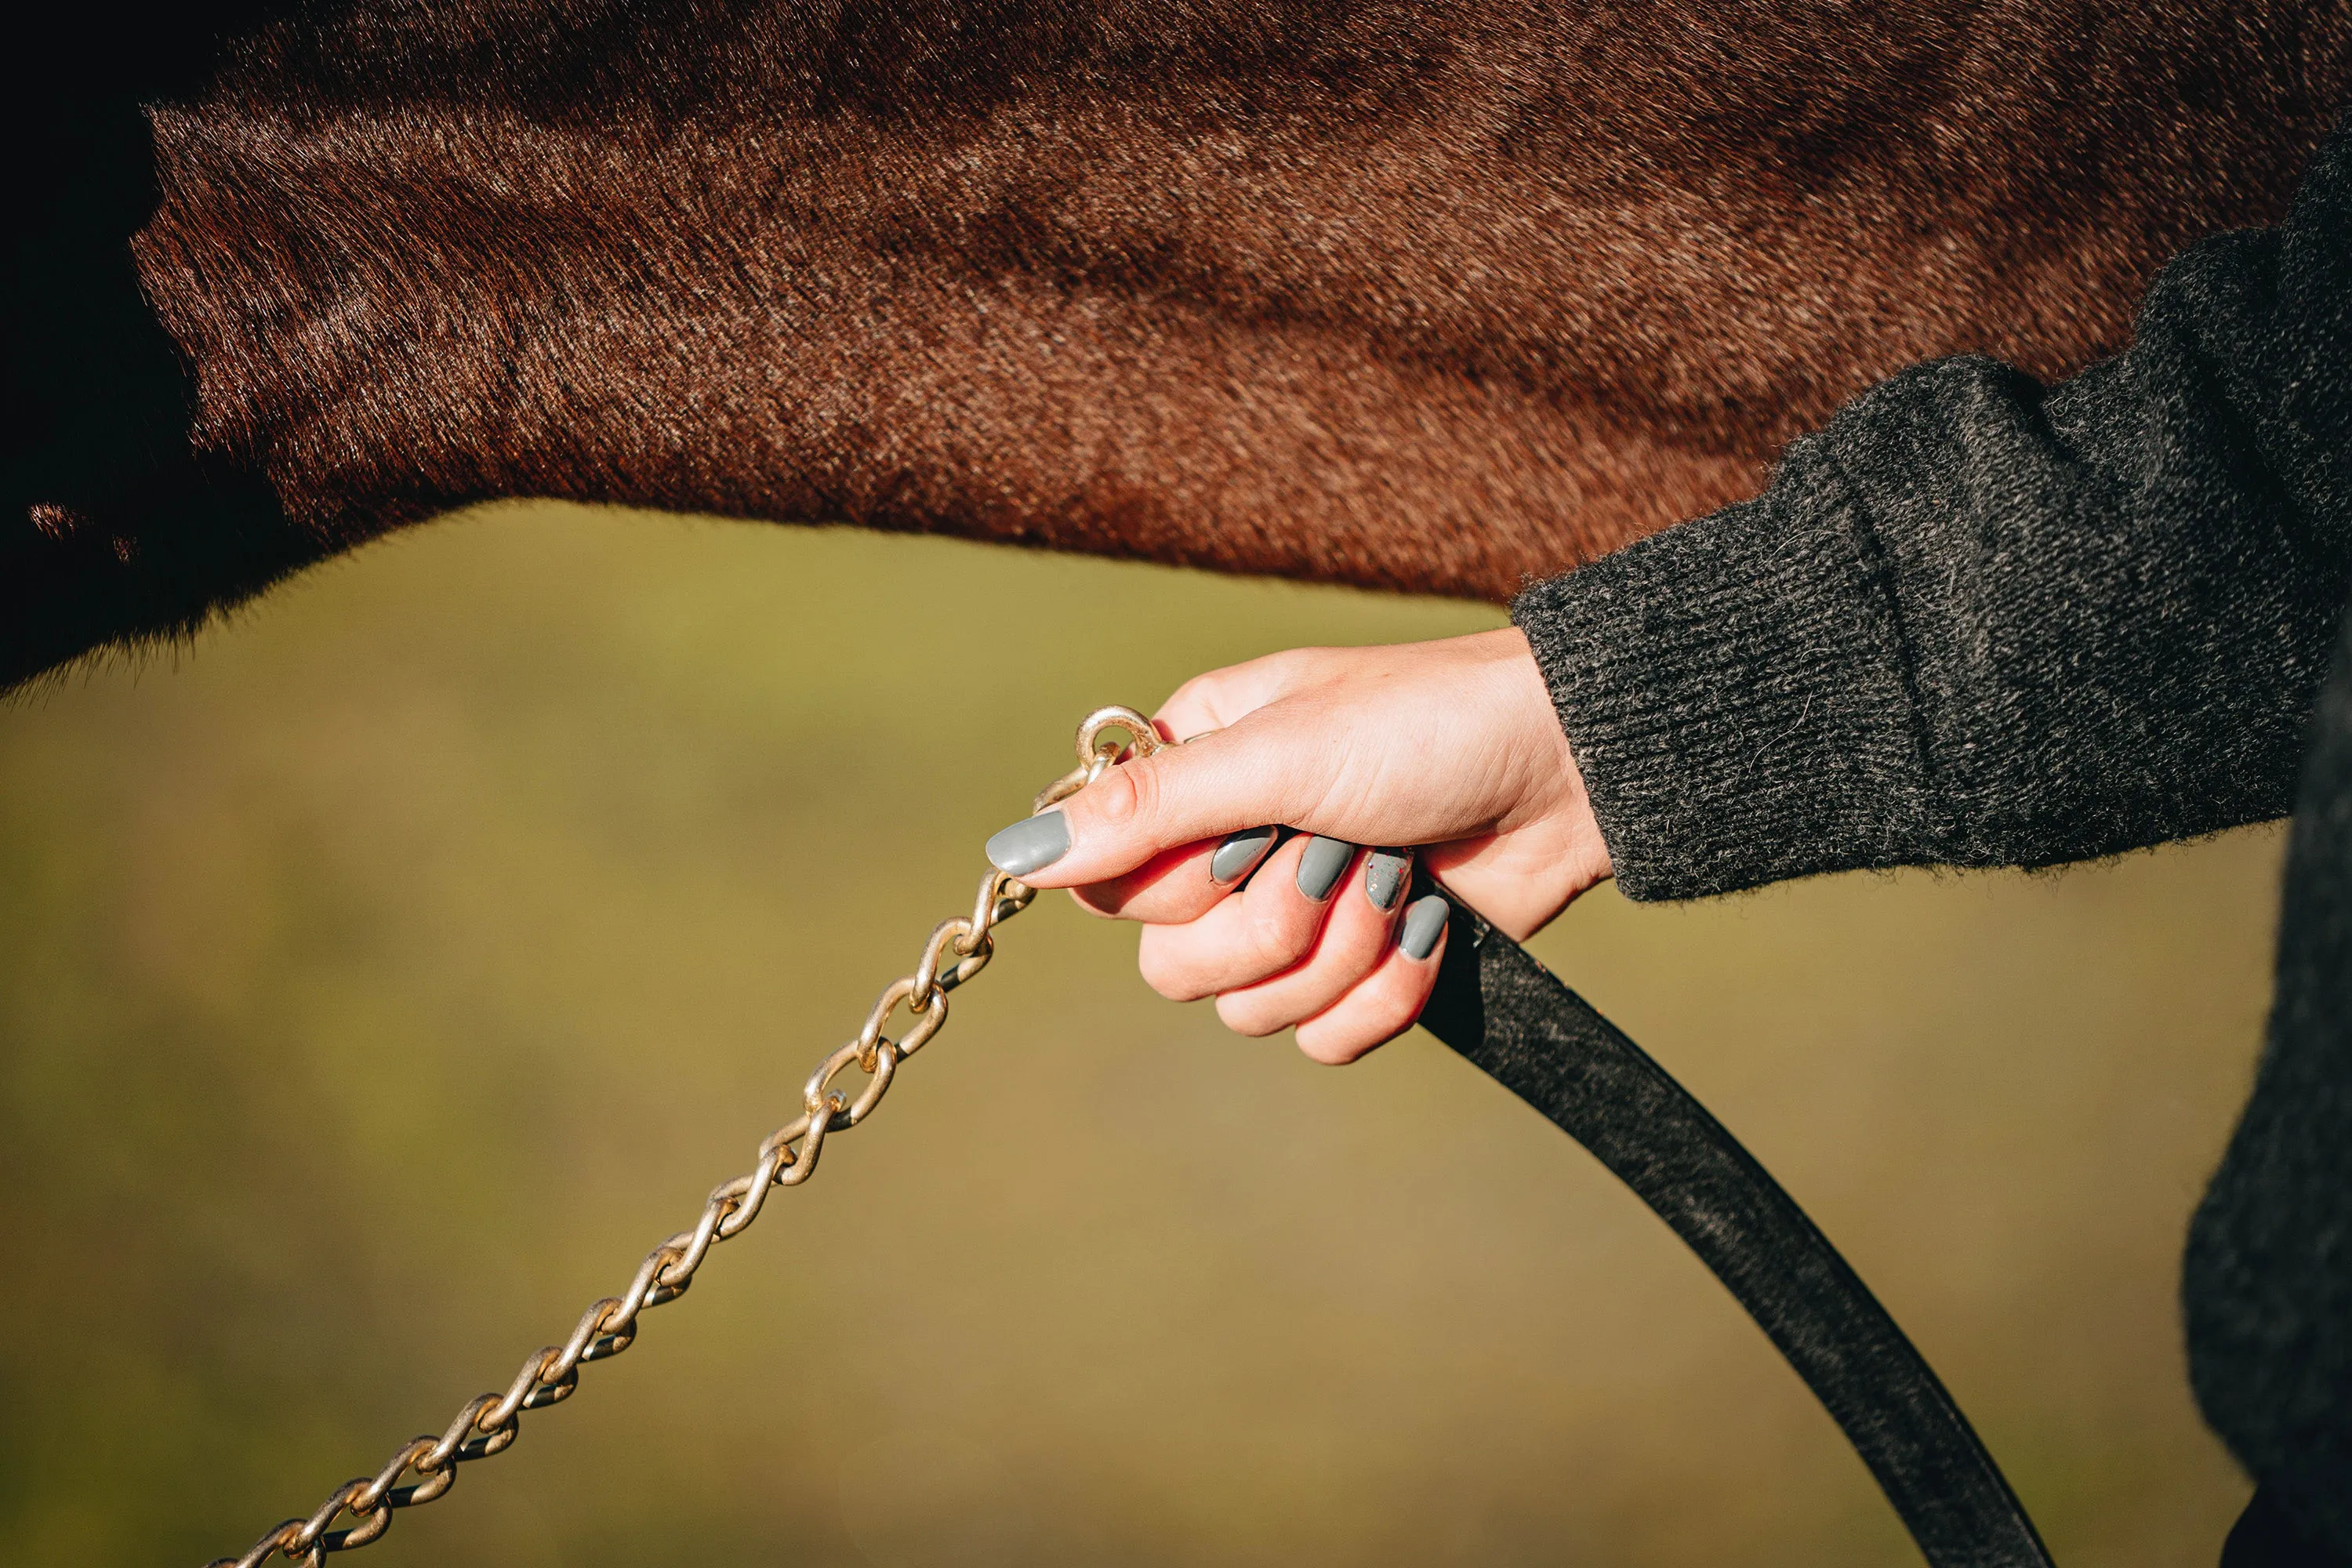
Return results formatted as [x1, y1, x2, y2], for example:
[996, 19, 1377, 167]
[1400, 894, 1450, 960]
[1364, 848, 1412, 910]
[1210, 826, 1279, 885]
[1295, 836, 1353, 901]
[985, 811, 1070, 876]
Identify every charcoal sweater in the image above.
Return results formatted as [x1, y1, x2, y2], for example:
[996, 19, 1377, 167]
[1513, 119, 2352, 1552]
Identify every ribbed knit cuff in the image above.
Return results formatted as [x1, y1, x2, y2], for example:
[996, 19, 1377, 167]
[1511, 441, 1935, 901]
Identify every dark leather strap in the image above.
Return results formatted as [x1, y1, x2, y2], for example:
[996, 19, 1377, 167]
[1414, 881, 2053, 1568]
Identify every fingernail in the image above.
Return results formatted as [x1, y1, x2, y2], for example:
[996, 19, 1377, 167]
[1210, 825, 1279, 886]
[985, 811, 1070, 876]
[1294, 836, 1353, 901]
[1364, 848, 1412, 910]
[1399, 893, 1450, 960]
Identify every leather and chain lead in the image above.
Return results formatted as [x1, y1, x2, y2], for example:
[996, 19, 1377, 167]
[204, 706, 1163, 1568]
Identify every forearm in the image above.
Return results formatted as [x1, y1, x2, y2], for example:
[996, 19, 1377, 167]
[1518, 118, 2352, 900]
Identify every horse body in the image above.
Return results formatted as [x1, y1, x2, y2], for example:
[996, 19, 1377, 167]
[13, 0, 2352, 684]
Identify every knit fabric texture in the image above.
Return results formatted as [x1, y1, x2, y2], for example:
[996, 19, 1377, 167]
[1515, 118, 2352, 1548]
[1516, 120, 2352, 902]
[2190, 605, 2352, 1548]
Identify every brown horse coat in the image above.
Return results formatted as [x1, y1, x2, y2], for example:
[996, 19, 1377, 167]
[15, 1, 2352, 681]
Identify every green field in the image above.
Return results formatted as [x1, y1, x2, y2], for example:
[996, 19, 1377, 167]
[0, 503, 2277, 1566]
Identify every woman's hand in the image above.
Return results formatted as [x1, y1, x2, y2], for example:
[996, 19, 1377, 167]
[982, 628, 1612, 1063]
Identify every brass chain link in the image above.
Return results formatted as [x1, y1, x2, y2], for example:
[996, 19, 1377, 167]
[205, 706, 1163, 1568]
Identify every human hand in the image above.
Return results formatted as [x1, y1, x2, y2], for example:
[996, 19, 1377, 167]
[982, 628, 1612, 1063]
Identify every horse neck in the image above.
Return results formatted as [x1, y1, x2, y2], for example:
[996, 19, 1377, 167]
[32, 0, 2352, 681]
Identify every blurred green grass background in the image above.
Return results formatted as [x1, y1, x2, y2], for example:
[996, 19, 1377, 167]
[0, 503, 2280, 1566]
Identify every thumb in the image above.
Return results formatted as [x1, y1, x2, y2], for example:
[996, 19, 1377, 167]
[982, 724, 1316, 888]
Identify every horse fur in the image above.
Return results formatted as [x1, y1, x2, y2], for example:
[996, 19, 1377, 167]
[25, 1, 2352, 671]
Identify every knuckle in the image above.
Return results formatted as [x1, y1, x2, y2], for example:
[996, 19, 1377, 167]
[1136, 933, 1210, 1003]
[1243, 901, 1314, 974]
[1088, 763, 1146, 827]
[1109, 753, 1181, 836]
[1297, 985, 1417, 1065]
[1293, 1025, 1362, 1065]
[1367, 1009, 1417, 1051]
[1358, 993, 1421, 1051]
[1214, 992, 1288, 1038]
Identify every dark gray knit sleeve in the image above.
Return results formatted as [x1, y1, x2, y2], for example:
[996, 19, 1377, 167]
[1515, 122, 2352, 902]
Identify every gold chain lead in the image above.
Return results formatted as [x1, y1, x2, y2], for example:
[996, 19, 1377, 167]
[205, 706, 1163, 1568]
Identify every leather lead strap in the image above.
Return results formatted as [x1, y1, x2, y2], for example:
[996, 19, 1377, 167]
[1414, 883, 2054, 1568]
